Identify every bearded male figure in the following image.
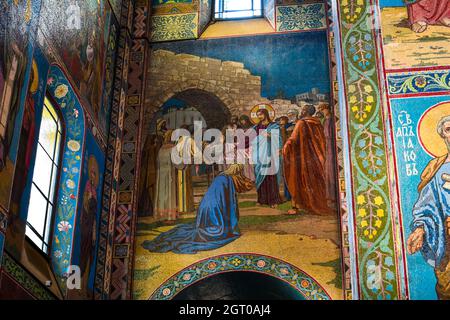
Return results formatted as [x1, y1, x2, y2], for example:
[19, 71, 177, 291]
[407, 115, 450, 300]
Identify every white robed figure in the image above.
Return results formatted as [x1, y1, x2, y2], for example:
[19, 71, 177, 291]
[154, 130, 178, 222]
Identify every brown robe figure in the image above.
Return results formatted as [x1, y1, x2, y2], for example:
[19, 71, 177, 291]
[319, 103, 337, 208]
[406, 0, 450, 33]
[283, 105, 331, 215]
[138, 134, 160, 217]
[79, 155, 99, 298]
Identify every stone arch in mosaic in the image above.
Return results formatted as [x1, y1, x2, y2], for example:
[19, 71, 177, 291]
[144, 87, 235, 139]
[149, 254, 332, 300]
[144, 49, 269, 132]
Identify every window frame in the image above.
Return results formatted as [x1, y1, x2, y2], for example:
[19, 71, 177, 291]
[25, 92, 65, 258]
[214, 0, 264, 21]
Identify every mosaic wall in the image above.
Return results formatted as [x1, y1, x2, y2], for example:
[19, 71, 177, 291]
[133, 27, 345, 300]
[199, 0, 213, 33]
[0, 0, 119, 299]
[0, 0, 40, 215]
[39, 0, 117, 138]
[150, 0, 199, 42]
[94, 0, 147, 300]
[2, 0, 450, 301]
[1, 253, 55, 300]
[335, 0, 402, 300]
[379, 0, 450, 69]
[69, 130, 106, 299]
[276, 2, 327, 32]
[378, 0, 450, 301]
[151, 254, 332, 300]
[152, 0, 197, 14]
[149, 0, 328, 42]
[109, 0, 123, 20]
[151, 13, 199, 42]
[47, 65, 87, 291]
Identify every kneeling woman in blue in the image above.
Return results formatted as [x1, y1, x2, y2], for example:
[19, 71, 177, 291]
[142, 164, 254, 254]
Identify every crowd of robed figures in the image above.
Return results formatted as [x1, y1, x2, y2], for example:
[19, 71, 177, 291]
[139, 103, 338, 222]
[138, 102, 338, 254]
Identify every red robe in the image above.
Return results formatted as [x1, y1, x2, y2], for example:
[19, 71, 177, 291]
[407, 0, 450, 25]
[323, 116, 337, 205]
[283, 117, 331, 215]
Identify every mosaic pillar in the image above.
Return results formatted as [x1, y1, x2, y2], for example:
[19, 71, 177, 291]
[325, 0, 354, 300]
[95, 0, 131, 300]
[332, 0, 403, 300]
[95, 0, 150, 300]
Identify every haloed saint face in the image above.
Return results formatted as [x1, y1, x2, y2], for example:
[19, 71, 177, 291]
[257, 111, 266, 122]
[443, 121, 450, 147]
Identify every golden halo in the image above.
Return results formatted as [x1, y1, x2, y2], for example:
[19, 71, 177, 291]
[418, 102, 450, 158]
[250, 103, 276, 125]
[30, 59, 39, 94]
[88, 155, 100, 187]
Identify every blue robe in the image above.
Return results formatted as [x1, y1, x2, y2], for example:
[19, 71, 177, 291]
[412, 162, 450, 267]
[252, 122, 282, 189]
[142, 175, 240, 254]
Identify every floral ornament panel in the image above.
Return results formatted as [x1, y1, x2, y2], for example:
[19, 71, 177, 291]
[276, 3, 327, 32]
[387, 70, 450, 96]
[47, 65, 85, 291]
[150, 254, 331, 300]
[338, 0, 400, 299]
[151, 13, 199, 42]
[2, 253, 56, 300]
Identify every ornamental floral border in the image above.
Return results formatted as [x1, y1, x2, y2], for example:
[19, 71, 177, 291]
[152, 2, 199, 15]
[387, 69, 450, 96]
[2, 253, 56, 300]
[150, 13, 198, 42]
[150, 254, 331, 300]
[337, 0, 400, 299]
[47, 65, 85, 292]
[276, 3, 327, 32]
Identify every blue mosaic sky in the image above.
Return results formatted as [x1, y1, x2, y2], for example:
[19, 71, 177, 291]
[153, 31, 331, 100]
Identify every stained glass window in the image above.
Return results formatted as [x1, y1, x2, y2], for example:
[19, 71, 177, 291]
[215, 0, 262, 20]
[26, 97, 63, 254]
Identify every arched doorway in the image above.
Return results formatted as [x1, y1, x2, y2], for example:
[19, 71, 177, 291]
[149, 254, 331, 300]
[173, 271, 306, 300]
[147, 88, 232, 134]
[139, 89, 232, 218]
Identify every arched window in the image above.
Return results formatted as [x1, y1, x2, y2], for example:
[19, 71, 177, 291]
[25, 96, 63, 254]
[215, 0, 262, 20]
